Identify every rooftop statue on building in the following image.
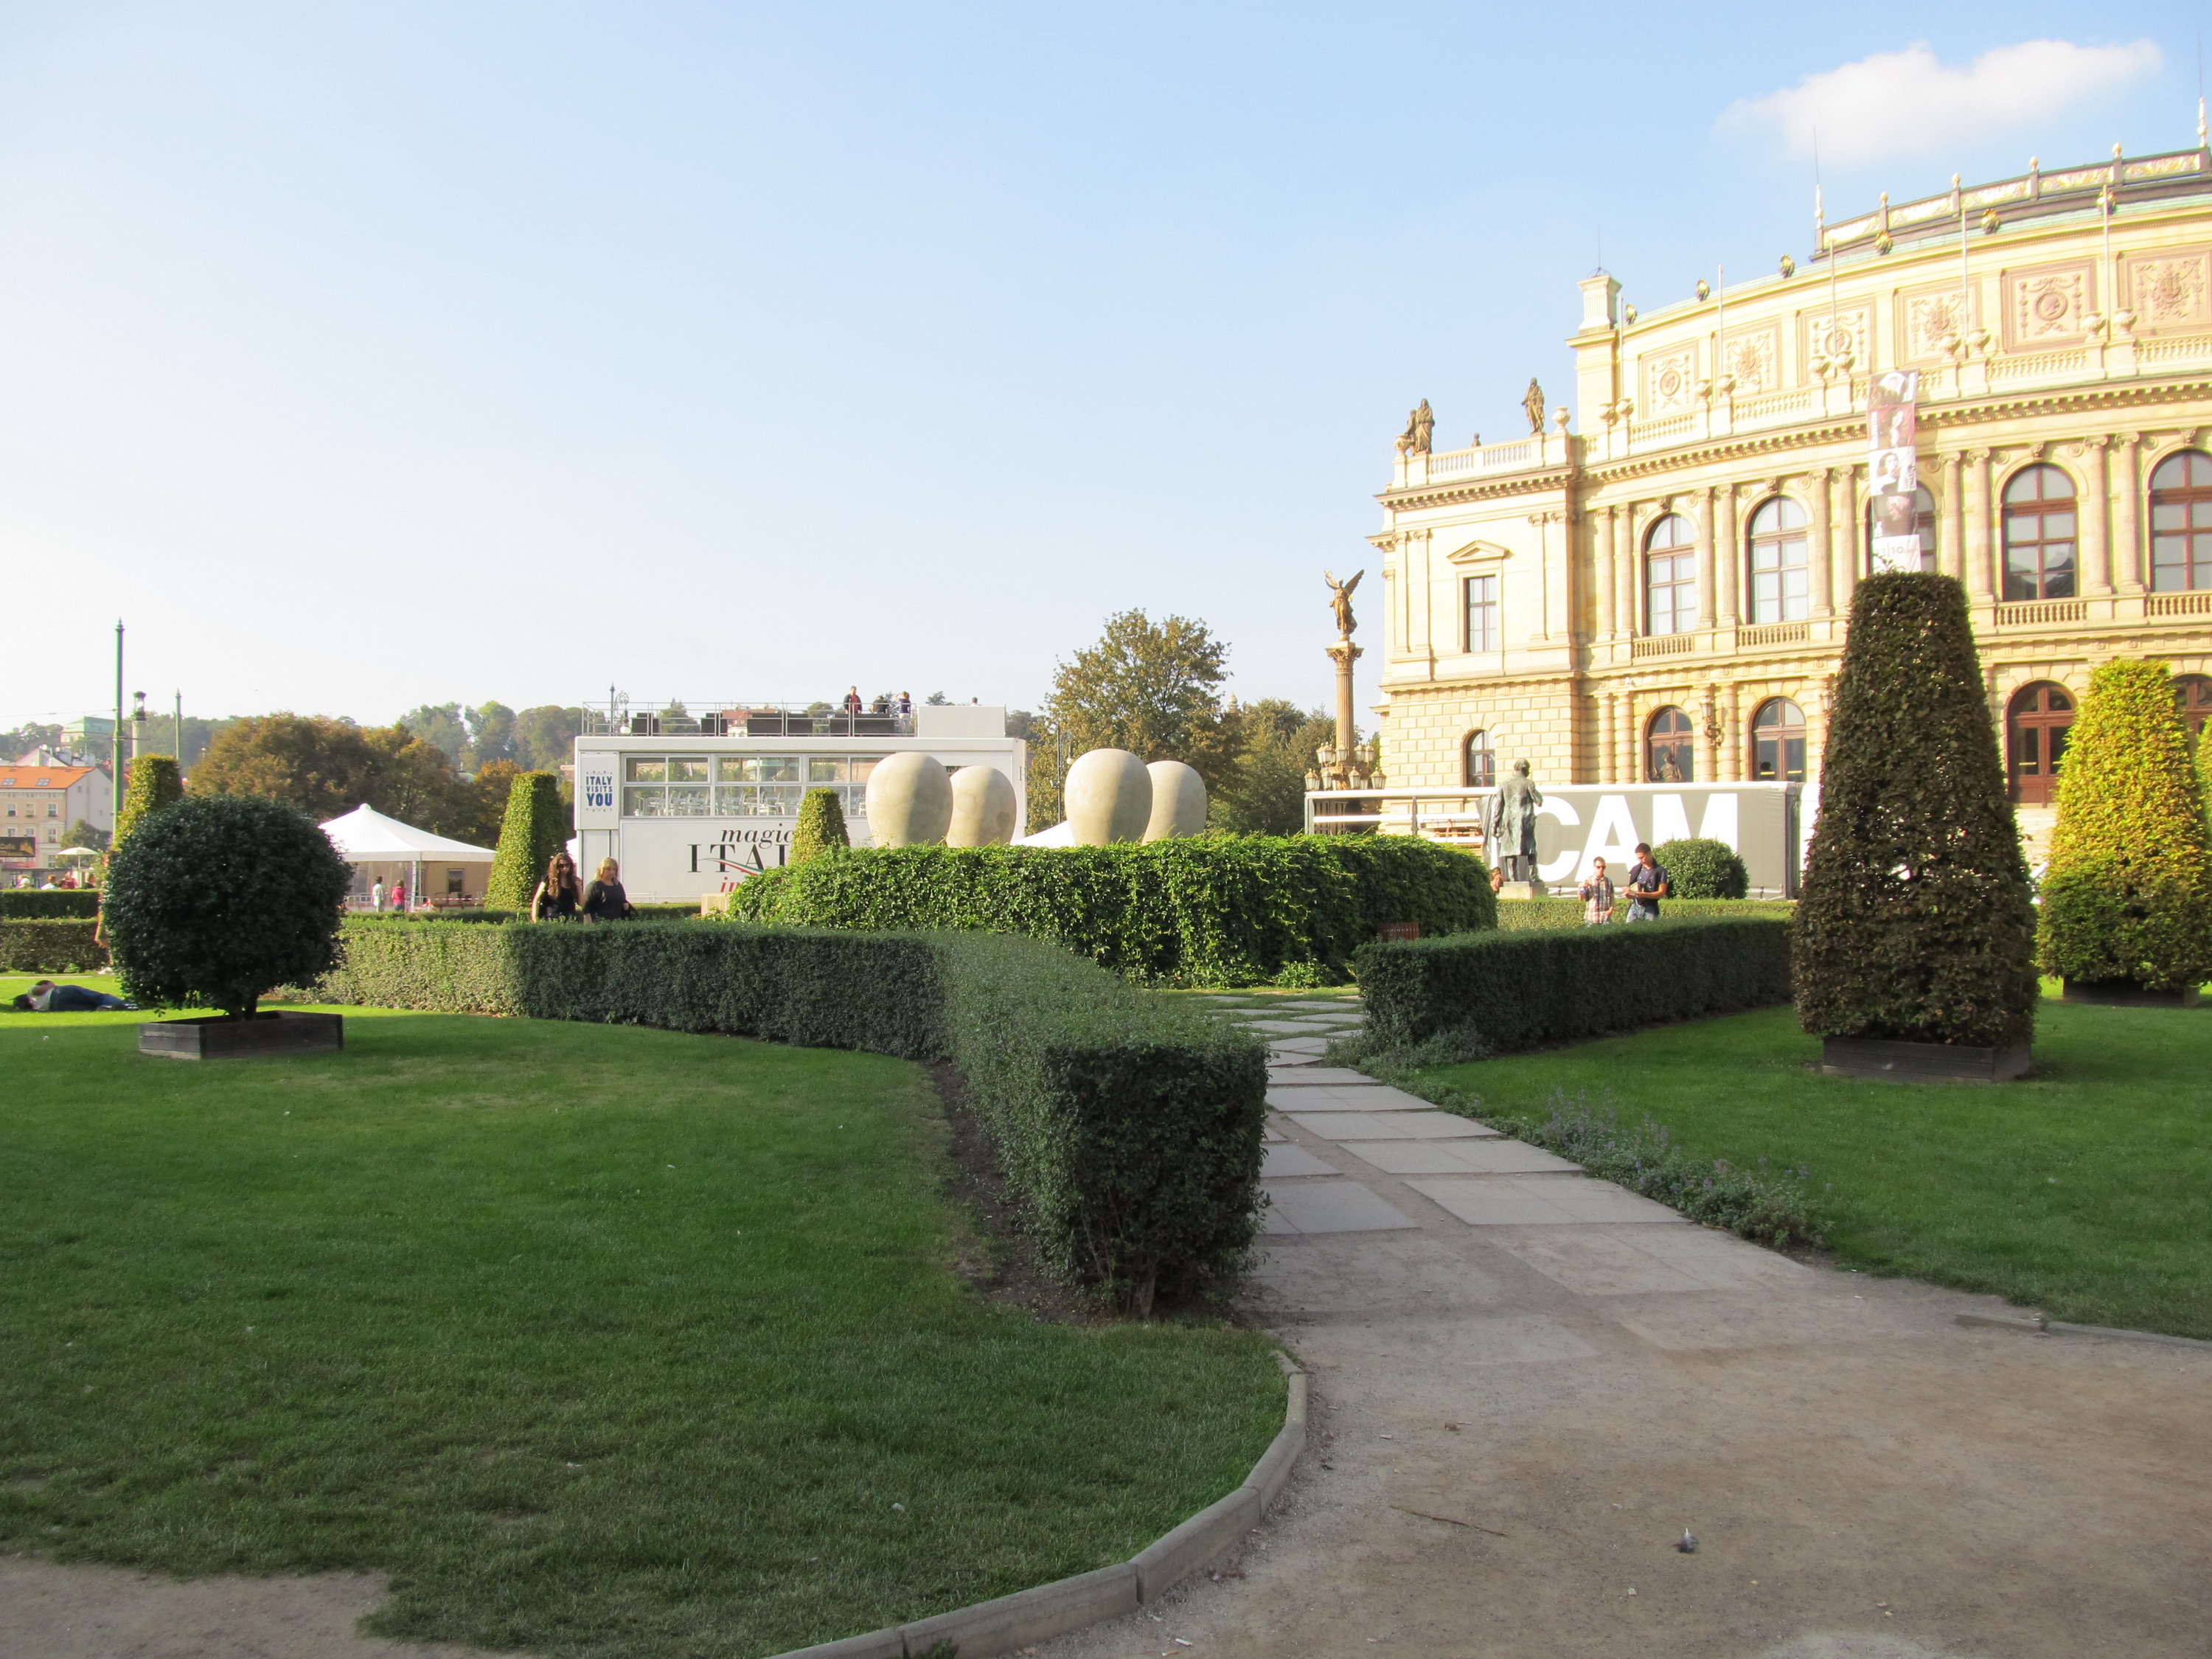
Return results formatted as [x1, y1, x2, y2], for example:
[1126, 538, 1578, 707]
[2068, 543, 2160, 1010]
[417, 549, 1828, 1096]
[1486, 760, 1543, 883]
[1395, 399, 1433, 456]
[1522, 378, 1545, 436]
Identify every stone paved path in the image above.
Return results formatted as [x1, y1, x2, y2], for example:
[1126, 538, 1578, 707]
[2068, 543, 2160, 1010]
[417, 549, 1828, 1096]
[1034, 995, 2212, 1659]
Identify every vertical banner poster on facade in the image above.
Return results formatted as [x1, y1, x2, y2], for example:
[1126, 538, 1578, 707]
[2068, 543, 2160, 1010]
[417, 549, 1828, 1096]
[1866, 369, 1922, 573]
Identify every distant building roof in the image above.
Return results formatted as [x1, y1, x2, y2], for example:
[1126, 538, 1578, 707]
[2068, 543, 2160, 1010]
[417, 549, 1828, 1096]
[0, 765, 93, 789]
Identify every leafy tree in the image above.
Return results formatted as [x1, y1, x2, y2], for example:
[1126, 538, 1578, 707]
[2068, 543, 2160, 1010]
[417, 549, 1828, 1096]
[1032, 610, 1242, 827]
[114, 755, 183, 852]
[791, 788, 849, 866]
[1793, 574, 2037, 1050]
[1652, 837, 1749, 900]
[466, 701, 518, 768]
[512, 705, 585, 772]
[462, 759, 525, 846]
[487, 771, 570, 909]
[191, 714, 383, 818]
[2039, 659, 2212, 992]
[399, 703, 470, 765]
[1211, 700, 1334, 836]
[105, 794, 352, 1019]
[66, 818, 112, 853]
[0, 723, 62, 763]
[925, 692, 951, 706]
[190, 714, 476, 838]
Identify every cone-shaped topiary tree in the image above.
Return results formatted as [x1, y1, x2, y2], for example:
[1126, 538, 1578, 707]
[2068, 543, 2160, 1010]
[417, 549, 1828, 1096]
[105, 793, 352, 1018]
[791, 787, 849, 866]
[1795, 573, 2038, 1050]
[2039, 659, 2212, 994]
[114, 754, 184, 852]
[485, 771, 568, 911]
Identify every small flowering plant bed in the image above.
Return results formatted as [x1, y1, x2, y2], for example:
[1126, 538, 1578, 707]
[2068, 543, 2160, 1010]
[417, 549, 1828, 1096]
[0, 1008, 1284, 1658]
[1403, 995, 2212, 1340]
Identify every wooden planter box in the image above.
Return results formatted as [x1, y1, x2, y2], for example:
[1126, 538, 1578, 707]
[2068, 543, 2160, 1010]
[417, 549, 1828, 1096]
[1374, 921, 1421, 942]
[139, 1011, 344, 1060]
[2062, 980, 2203, 1009]
[1821, 1035, 2031, 1084]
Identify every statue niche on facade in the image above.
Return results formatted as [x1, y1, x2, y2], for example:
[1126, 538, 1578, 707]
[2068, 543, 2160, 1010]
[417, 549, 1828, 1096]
[1396, 399, 1435, 456]
[1486, 759, 1544, 883]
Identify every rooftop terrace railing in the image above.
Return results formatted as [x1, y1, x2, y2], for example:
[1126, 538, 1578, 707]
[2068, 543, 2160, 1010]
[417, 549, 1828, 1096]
[580, 700, 917, 739]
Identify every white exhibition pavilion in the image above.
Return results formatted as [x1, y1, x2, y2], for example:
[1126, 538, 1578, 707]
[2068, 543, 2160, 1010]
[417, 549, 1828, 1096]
[572, 703, 1026, 903]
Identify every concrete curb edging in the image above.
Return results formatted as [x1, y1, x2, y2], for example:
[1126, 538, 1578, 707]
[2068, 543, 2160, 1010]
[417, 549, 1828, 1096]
[771, 1352, 1309, 1659]
[1957, 1310, 2212, 1352]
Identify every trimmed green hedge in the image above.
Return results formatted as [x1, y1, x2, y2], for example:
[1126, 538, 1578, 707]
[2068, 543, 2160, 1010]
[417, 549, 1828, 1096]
[1495, 897, 1794, 931]
[0, 890, 101, 919]
[1354, 919, 1793, 1055]
[0, 919, 108, 973]
[313, 922, 1265, 1311]
[728, 837, 1495, 986]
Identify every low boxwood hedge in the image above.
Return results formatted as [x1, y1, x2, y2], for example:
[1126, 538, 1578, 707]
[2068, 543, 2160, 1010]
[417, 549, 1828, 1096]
[728, 836, 1495, 986]
[0, 889, 101, 919]
[1496, 897, 1795, 931]
[313, 921, 1265, 1312]
[1355, 918, 1793, 1055]
[0, 919, 108, 973]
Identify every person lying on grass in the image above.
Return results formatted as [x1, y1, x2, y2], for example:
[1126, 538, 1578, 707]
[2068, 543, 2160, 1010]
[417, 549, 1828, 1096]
[10, 978, 136, 1012]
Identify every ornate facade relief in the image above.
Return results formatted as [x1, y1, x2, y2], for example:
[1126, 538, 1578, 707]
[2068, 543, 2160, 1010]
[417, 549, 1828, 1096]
[1641, 347, 1699, 416]
[2123, 246, 2211, 333]
[1723, 325, 1781, 394]
[1896, 282, 1972, 364]
[2002, 260, 2096, 351]
[1798, 305, 1871, 375]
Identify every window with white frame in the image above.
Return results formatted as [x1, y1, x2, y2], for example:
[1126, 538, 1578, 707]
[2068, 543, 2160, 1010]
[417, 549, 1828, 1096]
[1464, 573, 1499, 653]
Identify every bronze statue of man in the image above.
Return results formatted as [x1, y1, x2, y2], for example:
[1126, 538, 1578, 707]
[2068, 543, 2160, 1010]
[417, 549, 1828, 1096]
[1486, 759, 1543, 882]
[1324, 568, 1363, 639]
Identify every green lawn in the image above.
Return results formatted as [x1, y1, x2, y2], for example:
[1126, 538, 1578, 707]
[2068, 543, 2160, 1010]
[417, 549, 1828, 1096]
[1416, 990, 2212, 1340]
[0, 980, 1283, 1658]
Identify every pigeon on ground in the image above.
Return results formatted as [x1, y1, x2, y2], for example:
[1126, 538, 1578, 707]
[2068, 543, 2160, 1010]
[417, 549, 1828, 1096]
[1676, 1529, 1698, 1554]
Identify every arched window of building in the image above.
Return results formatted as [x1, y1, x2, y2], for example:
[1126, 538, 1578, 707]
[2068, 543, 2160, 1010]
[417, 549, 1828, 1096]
[1645, 706, 1695, 782]
[1644, 512, 1697, 636]
[2006, 681, 2074, 805]
[1746, 497, 1810, 624]
[2174, 674, 2212, 745]
[1750, 698, 1806, 782]
[2149, 450, 2212, 592]
[1866, 484, 1938, 572]
[2002, 465, 2076, 601]
[1462, 729, 1495, 788]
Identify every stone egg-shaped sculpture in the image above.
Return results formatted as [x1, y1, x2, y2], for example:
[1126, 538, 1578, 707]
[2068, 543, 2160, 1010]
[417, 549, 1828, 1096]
[1064, 748, 1152, 845]
[863, 752, 953, 846]
[1141, 760, 1207, 841]
[946, 765, 1018, 846]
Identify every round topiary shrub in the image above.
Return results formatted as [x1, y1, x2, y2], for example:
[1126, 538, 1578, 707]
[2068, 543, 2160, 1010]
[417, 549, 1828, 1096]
[105, 794, 353, 1018]
[1794, 573, 2038, 1050]
[2039, 659, 2212, 993]
[1651, 837, 1749, 900]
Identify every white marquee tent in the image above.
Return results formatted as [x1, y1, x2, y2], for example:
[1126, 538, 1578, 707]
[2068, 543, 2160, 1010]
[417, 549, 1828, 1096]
[321, 804, 495, 909]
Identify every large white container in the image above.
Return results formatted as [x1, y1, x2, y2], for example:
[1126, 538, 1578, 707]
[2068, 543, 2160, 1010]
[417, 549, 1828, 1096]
[1064, 748, 1152, 844]
[947, 765, 1019, 846]
[865, 752, 954, 846]
[1142, 760, 1208, 840]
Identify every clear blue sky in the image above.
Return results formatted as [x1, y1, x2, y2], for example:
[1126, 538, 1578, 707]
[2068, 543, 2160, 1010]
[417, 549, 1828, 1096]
[1, 4, 2202, 733]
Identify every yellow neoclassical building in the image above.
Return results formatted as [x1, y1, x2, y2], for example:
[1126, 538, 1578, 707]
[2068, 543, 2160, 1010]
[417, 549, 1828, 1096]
[1371, 142, 2212, 856]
